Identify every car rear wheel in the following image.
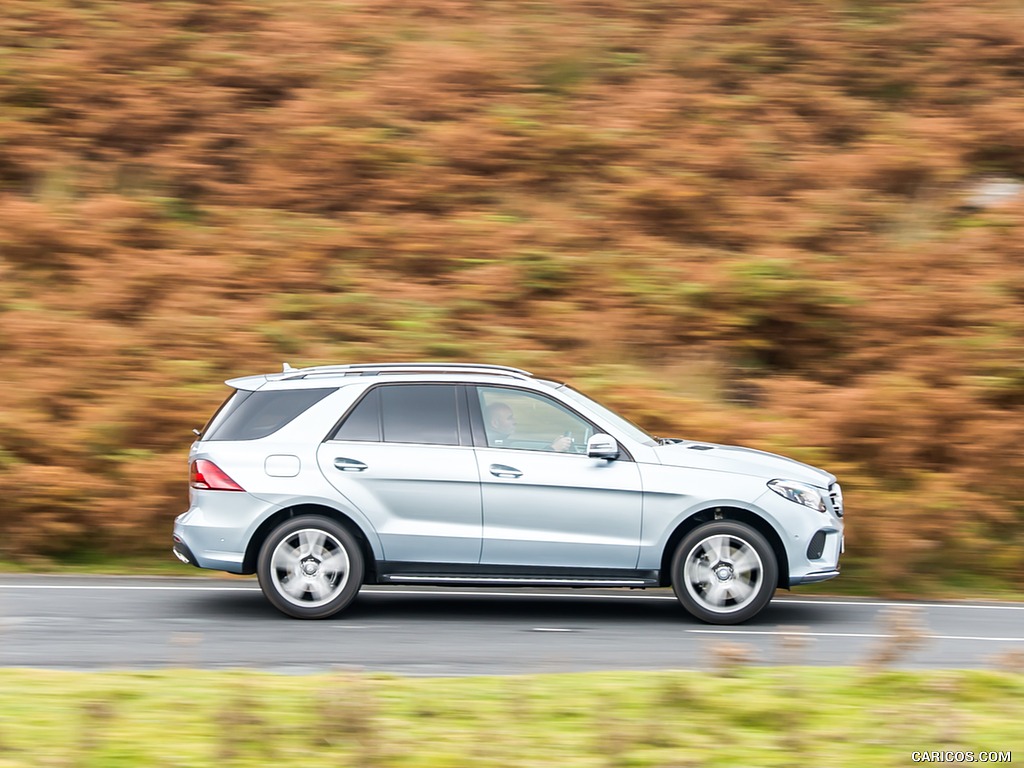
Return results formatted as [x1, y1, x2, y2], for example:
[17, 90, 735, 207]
[257, 516, 364, 619]
[671, 520, 777, 624]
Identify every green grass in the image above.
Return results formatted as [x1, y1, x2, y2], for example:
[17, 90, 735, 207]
[0, 557, 212, 578]
[0, 668, 1020, 767]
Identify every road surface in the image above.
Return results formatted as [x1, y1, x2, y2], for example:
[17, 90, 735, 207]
[1, 575, 1021, 675]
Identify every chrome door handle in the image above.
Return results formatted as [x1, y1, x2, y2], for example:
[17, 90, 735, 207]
[489, 464, 522, 479]
[334, 458, 368, 472]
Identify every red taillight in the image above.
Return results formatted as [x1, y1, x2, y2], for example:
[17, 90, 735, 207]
[190, 459, 245, 492]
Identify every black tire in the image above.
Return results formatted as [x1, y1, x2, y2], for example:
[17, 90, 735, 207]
[670, 520, 777, 625]
[257, 515, 365, 619]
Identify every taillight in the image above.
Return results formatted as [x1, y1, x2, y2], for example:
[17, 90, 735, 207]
[190, 459, 245, 492]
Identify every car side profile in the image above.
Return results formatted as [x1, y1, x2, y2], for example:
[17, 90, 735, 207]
[173, 362, 844, 624]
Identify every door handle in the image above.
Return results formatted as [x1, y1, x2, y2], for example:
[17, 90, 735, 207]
[489, 464, 522, 479]
[334, 458, 368, 472]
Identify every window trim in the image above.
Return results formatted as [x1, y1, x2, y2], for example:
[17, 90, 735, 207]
[466, 383, 489, 447]
[456, 384, 473, 446]
[468, 384, 634, 461]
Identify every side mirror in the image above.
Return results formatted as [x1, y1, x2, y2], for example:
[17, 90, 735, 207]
[587, 433, 620, 461]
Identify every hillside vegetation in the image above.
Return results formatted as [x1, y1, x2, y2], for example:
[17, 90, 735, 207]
[1, 0, 1022, 594]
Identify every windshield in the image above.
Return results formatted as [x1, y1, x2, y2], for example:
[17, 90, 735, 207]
[556, 385, 657, 447]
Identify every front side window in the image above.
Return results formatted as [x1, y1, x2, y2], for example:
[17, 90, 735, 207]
[477, 387, 592, 453]
[333, 385, 461, 446]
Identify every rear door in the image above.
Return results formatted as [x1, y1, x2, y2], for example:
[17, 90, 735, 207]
[316, 384, 482, 564]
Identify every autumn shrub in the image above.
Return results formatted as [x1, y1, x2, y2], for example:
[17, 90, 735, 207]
[0, 0, 1021, 592]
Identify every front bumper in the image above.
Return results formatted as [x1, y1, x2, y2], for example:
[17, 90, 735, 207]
[752, 487, 844, 587]
[789, 569, 841, 585]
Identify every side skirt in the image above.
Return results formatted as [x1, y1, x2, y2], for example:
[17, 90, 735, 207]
[375, 562, 661, 588]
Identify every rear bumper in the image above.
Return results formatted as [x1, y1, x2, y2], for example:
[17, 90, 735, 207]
[171, 535, 200, 568]
[173, 498, 260, 574]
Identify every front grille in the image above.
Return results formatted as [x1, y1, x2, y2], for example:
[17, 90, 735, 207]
[829, 483, 844, 517]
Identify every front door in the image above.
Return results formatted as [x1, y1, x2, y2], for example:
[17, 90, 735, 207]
[473, 386, 643, 569]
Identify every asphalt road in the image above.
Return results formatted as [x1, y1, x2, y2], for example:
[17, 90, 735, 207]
[0, 575, 1021, 675]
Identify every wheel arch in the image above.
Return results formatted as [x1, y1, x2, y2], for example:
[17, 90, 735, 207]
[242, 503, 378, 583]
[659, 507, 790, 589]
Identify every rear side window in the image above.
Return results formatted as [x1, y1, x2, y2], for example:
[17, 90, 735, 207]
[331, 384, 461, 446]
[334, 388, 381, 441]
[205, 388, 335, 441]
[382, 385, 459, 445]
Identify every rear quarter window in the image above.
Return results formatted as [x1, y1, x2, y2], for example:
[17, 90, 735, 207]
[205, 388, 335, 441]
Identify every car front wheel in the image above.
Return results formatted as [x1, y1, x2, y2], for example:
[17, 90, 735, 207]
[257, 516, 364, 619]
[671, 520, 777, 624]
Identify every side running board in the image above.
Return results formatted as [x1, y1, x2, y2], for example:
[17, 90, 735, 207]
[381, 575, 658, 588]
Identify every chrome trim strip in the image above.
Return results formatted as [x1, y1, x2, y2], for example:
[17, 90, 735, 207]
[276, 362, 533, 381]
[790, 570, 841, 585]
[384, 575, 651, 586]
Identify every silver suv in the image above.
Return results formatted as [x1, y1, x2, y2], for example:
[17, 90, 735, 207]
[173, 363, 844, 624]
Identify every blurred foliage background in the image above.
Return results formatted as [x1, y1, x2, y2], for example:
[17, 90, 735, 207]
[0, 0, 1022, 595]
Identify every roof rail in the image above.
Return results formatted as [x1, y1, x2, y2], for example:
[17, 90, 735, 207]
[274, 362, 534, 381]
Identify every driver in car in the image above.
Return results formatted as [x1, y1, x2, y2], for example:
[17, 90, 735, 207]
[486, 402, 573, 452]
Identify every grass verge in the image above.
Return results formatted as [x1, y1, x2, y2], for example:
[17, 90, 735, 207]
[0, 668, 1020, 767]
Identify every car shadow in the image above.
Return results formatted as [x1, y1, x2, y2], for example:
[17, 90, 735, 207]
[187, 587, 836, 626]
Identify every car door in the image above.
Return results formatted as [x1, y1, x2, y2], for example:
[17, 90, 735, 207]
[472, 385, 643, 569]
[316, 383, 482, 564]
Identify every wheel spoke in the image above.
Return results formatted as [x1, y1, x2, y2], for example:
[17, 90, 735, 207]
[319, 552, 348, 576]
[732, 548, 759, 577]
[307, 577, 329, 601]
[298, 530, 326, 558]
[703, 580, 728, 606]
[273, 544, 302, 572]
[689, 557, 712, 581]
[706, 536, 730, 564]
[281, 575, 308, 600]
[728, 578, 755, 604]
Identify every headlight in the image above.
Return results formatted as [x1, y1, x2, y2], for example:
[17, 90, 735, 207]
[768, 479, 827, 513]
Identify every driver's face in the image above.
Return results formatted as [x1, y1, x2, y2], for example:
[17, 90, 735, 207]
[490, 406, 516, 437]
